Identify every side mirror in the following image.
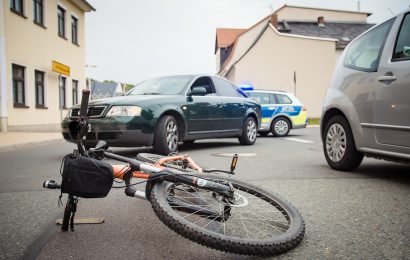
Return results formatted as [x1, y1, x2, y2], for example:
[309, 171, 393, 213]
[189, 87, 207, 96]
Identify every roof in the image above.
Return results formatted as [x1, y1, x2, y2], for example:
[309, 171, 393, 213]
[69, 0, 96, 12]
[215, 28, 247, 53]
[274, 4, 372, 16]
[277, 21, 375, 48]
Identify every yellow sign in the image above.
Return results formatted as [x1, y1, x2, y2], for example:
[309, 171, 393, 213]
[52, 60, 70, 76]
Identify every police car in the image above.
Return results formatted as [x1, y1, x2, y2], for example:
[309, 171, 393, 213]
[242, 88, 307, 137]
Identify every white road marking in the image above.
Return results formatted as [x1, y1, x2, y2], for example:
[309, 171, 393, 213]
[284, 137, 314, 144]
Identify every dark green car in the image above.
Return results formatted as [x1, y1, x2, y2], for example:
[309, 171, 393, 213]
[62, 75, 261, 155]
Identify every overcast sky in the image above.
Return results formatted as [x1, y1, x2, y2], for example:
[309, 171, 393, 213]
[85, 0, 409, 84]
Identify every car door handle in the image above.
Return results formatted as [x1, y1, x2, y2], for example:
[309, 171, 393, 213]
[378, 75, 397, 82]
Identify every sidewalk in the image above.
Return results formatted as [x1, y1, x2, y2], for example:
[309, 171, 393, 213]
[0, 132, 63, 152]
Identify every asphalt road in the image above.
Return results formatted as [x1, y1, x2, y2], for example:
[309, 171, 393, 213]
[1, 128, 409, 259]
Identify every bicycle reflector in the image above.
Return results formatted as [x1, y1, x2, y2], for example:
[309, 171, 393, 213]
[230, 154, 238, 174]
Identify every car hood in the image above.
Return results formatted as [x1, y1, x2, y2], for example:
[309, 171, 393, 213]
[75, 95, 184, 108]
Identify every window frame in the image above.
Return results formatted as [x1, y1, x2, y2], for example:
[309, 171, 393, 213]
[10, 0, 25, 17]
[343, 18, 395, 72]
[12, 64, 27, 108]
[72, 79, 78, 105]
[57, 5, 66, 38]
[71, 15, 79, 45]
[33, 0, 44, 26]
[34, 70, 46, 108]
[59, 76, 66, 109]
[392, 12, 410, 62]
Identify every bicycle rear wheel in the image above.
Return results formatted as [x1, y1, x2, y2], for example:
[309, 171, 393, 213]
[150, 173, 305, 256]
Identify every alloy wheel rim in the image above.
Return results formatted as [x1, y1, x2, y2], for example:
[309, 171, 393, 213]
[326, 123, 346, 162]
[247, 120, 257, 142]
[274, 120, 288, 135]
[166, 121, 178, 151]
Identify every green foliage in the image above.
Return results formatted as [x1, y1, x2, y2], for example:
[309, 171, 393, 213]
[307, 117, 320, 125]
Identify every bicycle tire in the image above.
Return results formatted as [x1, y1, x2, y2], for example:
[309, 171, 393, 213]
[149, 173, 305, 256]
[136, 153, 200, 173]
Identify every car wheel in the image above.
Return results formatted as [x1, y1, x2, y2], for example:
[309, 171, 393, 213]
[323, 115, 363, 171]
[271, 117, 291, 137]
[153, 115, 179, 155]
[238, 117, 257, 145]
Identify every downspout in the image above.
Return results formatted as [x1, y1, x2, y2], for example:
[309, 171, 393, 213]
[0, 0, 8, 132]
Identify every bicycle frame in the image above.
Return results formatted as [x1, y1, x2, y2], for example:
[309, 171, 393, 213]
[111, 154, 203, 181]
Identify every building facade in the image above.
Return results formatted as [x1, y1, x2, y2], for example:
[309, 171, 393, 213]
[216, 5, 374, 117]
[0, 0, 95, 132]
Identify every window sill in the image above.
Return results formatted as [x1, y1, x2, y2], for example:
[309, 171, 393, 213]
[14, 104, 29, 108]
[36, 105, 48, 109]
[33, 21, 47, 29]
[72, 42, 80, 47]
[59, 35, 68, 40]
[10, 9, 27, 19]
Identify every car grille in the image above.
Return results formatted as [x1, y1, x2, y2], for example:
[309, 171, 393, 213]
[70, 106, 107, 118]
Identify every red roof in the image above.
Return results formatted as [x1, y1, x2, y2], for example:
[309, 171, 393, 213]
[215, 28, 246, 49]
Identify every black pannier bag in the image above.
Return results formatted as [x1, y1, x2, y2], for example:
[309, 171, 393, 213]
[61, 154, 114, 198]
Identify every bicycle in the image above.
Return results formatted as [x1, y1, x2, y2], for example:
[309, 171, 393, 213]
[43, 90, 305, 256]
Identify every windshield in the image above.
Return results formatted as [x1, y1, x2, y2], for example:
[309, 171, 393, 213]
[127, 76, 193, 95]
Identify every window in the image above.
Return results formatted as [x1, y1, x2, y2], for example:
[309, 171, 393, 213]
[190, 77, 216, 96]
[344, 19, 395, 72]
[71, 16, 78, 44]
[72, 80, 78, 105]
[212, 77, 241, 97]
[35, 70, 45, 108]
[12, 64, 26, 107]
[59, 76, 66, 108]
[57, 6, 65, 38]
[33, 0, 43, 26]
[247, 92, 270, 104]
[274, 94, 292, 104]
[393, 13, 410, 61]
[10, 0, 24, 16]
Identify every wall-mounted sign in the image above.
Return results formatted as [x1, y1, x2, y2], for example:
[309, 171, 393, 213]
[52, 60, 70, 76]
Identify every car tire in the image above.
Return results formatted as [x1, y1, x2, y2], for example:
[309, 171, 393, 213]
[323, 115, 363, 171]
[153, 115, 179, 155]
[238, 117, 257, 145]
[271, 117, 291, 137]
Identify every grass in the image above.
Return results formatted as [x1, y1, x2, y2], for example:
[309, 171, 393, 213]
[307, 117, 320, 125]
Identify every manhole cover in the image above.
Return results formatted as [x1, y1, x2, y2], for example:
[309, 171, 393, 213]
[211, 153, 257, 157]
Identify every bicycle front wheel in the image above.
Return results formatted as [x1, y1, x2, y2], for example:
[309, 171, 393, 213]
[150, 173, 305, 256]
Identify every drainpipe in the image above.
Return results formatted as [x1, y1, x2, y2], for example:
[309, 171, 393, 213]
[0, 0, 8, 132]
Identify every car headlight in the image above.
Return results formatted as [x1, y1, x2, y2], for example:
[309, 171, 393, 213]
[106, 106, 142, 117]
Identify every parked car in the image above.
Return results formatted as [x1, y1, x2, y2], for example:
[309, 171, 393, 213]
[62, 75, 261, 155]
[243, 89, 307, 137]
[321, 8, 410, 171]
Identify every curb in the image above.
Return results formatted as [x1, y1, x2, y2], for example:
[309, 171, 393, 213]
[0, 138, 64, 152]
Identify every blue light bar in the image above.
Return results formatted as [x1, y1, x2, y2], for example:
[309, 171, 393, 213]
[239, 84, 254, 91]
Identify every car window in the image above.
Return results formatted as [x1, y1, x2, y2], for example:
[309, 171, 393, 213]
[212, 77, 242, 97]
[247, 92, 270, 104]
[393, 13, 410, 61]
[189, 77, 216, 96]
[127, 76, 192, 95]
[274, 94, 292, 104]
[344, 18, 395, 72]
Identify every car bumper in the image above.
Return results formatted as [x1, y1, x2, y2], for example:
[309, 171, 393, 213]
[61, 116, 155, 147]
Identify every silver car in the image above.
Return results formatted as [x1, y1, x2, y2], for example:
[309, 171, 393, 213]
[321, 8, 410, 171]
